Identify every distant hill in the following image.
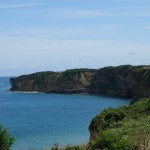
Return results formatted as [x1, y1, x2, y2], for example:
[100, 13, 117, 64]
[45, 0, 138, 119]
[10, 65, 150, 101]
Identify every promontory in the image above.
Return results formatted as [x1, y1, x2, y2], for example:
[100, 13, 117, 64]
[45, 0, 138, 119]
[10, 65, 150, 100]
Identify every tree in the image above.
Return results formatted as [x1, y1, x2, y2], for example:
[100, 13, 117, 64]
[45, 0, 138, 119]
[0, 125, 15, 150]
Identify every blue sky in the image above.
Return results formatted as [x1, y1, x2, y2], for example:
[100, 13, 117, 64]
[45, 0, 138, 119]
[0, 0, 150, 76]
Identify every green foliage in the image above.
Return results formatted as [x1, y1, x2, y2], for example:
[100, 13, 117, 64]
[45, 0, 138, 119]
[65, 68, 96, 73]
[64, 145, 88, 150]
[0, 125, 15, 150]
[89, 129, 135, 150]
[89, 98, 150, 150]
[50, 144, 89, 150]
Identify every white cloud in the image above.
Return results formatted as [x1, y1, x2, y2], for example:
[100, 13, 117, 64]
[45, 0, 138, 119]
[46, 7, 150, 18]
[0, 25, 116, 38]
[0, 36, 150, 62]
[0, 35, 150, 75]
[28, 65, 37, 68]
[10, 65, 17, 69]
[0, 3, 44, 9]
[51, 9, 112, 18]
[145, 26, 150, 29]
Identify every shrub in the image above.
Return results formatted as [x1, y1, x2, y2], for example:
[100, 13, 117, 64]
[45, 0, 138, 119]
[0, 125, 15, 150]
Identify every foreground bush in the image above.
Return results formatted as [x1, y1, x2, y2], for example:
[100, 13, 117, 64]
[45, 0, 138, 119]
[0, 125, 15, 150]
[89, 98, 150, 150]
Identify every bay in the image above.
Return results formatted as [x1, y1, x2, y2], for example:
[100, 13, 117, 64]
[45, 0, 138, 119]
[0, 77, 130, 150]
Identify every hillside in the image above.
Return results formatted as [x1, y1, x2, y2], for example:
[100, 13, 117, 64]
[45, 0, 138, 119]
[88, 98, 150, 150]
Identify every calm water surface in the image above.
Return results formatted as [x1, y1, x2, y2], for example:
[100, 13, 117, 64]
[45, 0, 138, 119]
[0, 77, 131, 150]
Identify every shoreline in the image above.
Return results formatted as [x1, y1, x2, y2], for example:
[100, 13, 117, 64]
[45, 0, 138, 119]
[9, 90, 132, 103]
[8, 90, 44, 94]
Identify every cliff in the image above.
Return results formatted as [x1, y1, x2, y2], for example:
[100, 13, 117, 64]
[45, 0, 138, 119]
[10, 65, 150, 99]
[89, 65, 150, 99]
[10, 69, 96, 93]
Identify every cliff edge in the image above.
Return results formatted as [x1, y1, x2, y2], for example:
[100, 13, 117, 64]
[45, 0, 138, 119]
[10, 69, 96, 93]
[10, 65, 150, 99]
[89, 65, 150, 100]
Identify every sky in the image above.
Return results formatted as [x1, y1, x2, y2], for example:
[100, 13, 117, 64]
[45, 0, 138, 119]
[0, 0, 150, 76]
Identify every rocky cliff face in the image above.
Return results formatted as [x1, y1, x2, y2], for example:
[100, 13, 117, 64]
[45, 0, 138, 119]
[10, 65, 150, 99]
[88, 65, 150, 99]
[10, 69, 96, 93]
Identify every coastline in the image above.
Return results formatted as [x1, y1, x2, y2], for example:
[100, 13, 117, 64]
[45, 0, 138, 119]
[10, 65, 150, 103]
[9, 90, 133, 104]
[8, 90, 44, 94]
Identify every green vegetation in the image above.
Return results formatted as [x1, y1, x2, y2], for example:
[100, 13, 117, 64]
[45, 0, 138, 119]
[51, 144, 89, 150]
[89, 98, 150, 150]
[0, 125, 15, 150]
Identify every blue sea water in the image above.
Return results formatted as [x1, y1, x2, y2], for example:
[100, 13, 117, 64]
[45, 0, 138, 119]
[0, 77, 131, 150]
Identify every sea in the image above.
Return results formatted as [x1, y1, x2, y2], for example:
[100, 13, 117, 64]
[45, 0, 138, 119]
[0, 77, 131, 150]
